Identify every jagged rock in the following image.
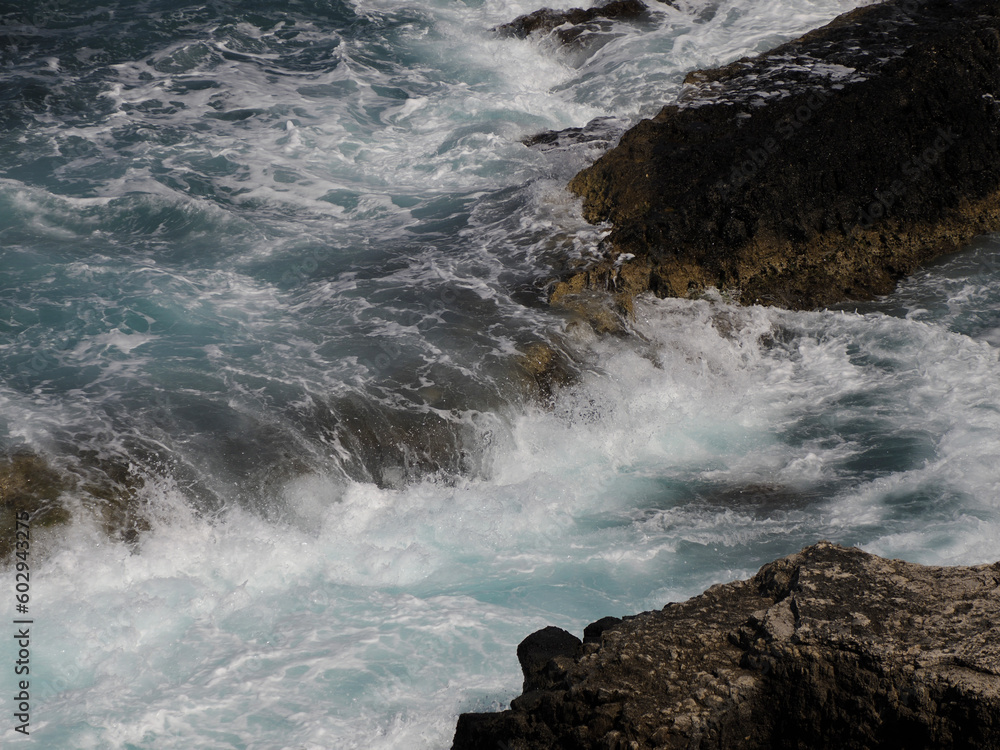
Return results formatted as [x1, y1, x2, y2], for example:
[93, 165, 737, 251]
[496, 0, 649, 45]
[560, 0, 1000, 310]
[452, 541, 1000, 749]
[583, 616, 622, 644]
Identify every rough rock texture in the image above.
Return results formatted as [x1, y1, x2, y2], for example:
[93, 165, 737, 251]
[558, 0, 1000, 310]
[452, 542, 1000, 749]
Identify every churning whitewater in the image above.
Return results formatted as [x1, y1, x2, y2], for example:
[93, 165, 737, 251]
[2, 0, 1000, 747]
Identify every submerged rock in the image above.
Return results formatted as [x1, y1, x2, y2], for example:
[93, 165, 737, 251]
[561, 0, 1000, 310]
[0, 449, 149, 559]
[0, 452, 72, 560]
[452, 541, 1000, 749]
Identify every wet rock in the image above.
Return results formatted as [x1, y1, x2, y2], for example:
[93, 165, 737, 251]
[522, 116, 621, 152]
[77, 453, 150, 547]
[0, 449, 149, 559]
[496, 0, 649, 45]
[515, 340, 576, 401]
[0, 452, 72, 560]
[452, 541, 1000, 749]
[549, 270, 637, 334]
[331, 394, 484, 488]
[563, 0, 1000, 310]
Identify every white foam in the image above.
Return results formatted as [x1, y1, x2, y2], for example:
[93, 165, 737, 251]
[11, 277, 1000, 747]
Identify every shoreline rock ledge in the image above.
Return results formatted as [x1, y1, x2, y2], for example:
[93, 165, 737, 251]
[553, 0, 1000, 311]
[452, 542, 1000, 749]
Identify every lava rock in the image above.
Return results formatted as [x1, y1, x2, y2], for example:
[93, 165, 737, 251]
[452, 541, 1000, 749]
[558, 0, 1000, 310]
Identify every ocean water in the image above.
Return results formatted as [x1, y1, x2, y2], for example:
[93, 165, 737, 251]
[2, 0, 999, 747]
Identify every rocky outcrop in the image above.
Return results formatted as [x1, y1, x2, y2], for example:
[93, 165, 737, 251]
[556, 0, 1000, 310]
[452, 542, 1000, 749]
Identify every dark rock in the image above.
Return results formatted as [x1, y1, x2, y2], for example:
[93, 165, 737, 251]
[495, 0, 648, 46]
[517, 625, 583, 692]
[583, 615, 622, 644]
[559, 0, 1000, 310]
[327, 393, 485, 488]
[452, 541, 1000, 749]
[522, 116, 621, 152]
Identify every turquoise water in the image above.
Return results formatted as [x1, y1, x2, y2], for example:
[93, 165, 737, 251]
[2, 0, 1000, 747]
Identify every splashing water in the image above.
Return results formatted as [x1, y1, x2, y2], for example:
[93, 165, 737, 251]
[3, 0, 999, 747]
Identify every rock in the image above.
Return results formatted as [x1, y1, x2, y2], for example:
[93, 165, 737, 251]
[522, 116, 621, 152]
[518, 626, 583, 692]
[562, 0, 1000, 310]
[452, 541, 1000, 749]
[0, 449, 150, 559]
[515, 341, 576, 401]
[0, 452, 72, 560]
[329, 394, 485, 487]
[583, 615, 622, 644]
[496, 0, 649, 45]
[76, 451, 150, 546]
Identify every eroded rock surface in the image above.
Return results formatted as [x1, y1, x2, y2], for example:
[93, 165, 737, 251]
[452, 541, 1000, 749]
[558, 0, 1000, 310]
